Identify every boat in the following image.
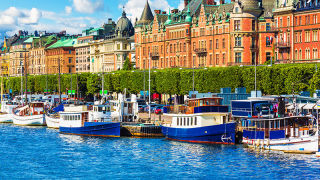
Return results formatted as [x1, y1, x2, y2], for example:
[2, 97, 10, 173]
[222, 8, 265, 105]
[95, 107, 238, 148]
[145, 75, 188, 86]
[59, 105, 120, 137]
[161, 97, 236, 144]
[12, 102, 46, 126]
[45, 114, 60, 129]
[0, 101, 18, 123]
[241, 116, 319, 153]
[45, 104, 65, 129]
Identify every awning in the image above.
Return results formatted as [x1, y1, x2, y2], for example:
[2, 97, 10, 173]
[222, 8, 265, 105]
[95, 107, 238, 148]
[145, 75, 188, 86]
[297, 103, 306, 109]
[286, 104, 294, 110]
[16, 105, 28, 111]
[303, 103, 316, 110]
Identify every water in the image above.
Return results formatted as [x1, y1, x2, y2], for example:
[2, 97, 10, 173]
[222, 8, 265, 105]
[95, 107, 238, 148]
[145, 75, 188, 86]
[0, 124, 320, 179]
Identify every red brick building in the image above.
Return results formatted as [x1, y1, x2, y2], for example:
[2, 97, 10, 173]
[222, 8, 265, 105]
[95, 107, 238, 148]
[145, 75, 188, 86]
[135, 0, 277, 69]
[273, 0, 320, 63]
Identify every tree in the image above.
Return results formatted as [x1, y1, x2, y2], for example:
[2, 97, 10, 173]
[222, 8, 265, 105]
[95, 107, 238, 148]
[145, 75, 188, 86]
[122, 57, 133, 70]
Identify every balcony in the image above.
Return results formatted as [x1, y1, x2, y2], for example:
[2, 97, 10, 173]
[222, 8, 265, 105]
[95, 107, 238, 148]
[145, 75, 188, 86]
[150, 52, 159, 60]
[194, 48, 207, 57]
[276, 42, 290, 48]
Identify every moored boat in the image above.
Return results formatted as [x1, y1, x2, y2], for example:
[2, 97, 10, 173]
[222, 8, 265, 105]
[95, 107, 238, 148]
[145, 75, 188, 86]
[0, 101, 18, 123]
[161, 97, 236, 144]
[12, 102, 46, 126]
[59, 105, 120, 137]
[45, 114, 60, 129]
[241, 116, 318, 153]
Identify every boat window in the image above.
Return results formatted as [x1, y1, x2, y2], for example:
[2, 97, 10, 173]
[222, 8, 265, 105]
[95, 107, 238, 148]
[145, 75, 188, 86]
[200, 100, 203, 106]
[187, 118, 189, 126]
[194, 117, 197, 125]
[98, 107, 103, 112]
[265, 120, 269, 129]
[184, 118, 186, 126]
[177, 118, 179, 126]
[270, 120, 274, 129]
[180, 118, 183, 126]
[190, 117, 193, 126]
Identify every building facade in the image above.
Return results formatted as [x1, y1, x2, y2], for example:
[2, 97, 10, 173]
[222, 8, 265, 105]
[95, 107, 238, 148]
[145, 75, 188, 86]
[45, 37, 77, 74]
[9, 37, 32, 77]
[273, 0, 320, 63]
[89, 10, 135, 73]
[135, 0, 277, 69]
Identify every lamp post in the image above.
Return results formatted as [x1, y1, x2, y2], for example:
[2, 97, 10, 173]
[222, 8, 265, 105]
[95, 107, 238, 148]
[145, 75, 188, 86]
[58, 57, 61, 104]
[148, 52, 151, 120]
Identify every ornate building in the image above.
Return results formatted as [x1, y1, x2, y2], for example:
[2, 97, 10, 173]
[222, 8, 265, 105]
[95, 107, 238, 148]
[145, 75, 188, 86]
[135, 0, 277, 69]
[9, 36, 32, 77]
[273, 0, 320, 63]
[89, 10, 135, 72]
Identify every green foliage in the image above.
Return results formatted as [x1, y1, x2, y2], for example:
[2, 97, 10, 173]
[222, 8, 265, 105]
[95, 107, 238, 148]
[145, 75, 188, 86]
[3, 63, 320, 96]
[122, 57, 133, 70]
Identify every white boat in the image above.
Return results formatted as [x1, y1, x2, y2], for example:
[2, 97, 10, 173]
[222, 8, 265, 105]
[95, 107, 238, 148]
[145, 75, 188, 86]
[45, 114, 60, 129]
[0, 101, 18, 123]
[241, 116, 319, 153]
[12, 102, 46, 126]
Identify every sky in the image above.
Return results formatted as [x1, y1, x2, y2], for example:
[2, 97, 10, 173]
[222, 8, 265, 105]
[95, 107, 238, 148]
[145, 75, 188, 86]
[0, 0, 187, 39]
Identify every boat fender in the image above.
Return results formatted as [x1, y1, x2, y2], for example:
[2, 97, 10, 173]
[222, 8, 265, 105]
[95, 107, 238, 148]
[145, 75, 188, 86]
[266, 139, 270, 147]
[256, 139, 260, 148]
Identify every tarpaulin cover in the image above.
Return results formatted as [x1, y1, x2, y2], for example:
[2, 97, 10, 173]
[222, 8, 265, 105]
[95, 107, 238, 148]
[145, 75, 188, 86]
[53, 104, 64, 112]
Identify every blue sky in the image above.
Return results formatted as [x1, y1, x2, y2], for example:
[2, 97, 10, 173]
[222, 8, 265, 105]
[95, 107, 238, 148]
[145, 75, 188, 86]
[0, 0, 184, 39]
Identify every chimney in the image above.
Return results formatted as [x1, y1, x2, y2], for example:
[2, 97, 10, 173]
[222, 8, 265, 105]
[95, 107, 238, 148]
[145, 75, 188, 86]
[231, 0, 235, 2]
[161, 11, 167, 14]
[184, 0, 189, 7]
[220, 0, 225, 4]
[207, 0, 215, 5]
[154, 10, 161, 14]
[171, 9, 179, 14]
[108, 18, 112, 24]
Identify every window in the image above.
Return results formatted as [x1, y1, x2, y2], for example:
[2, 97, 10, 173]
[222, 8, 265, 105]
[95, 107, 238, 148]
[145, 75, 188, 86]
[184, 118, 186, 126]
[187, 118, 189, 126]
[69, 50, 72, 54]
[305, 31, 310, 42]
[280, 18, 283, 27]
[216, 39, 219, 49]
[177, 118, 179, 126]
[216, 54, 219, 65]
[222, 38, 225, 48]
[193, 42, 196, 50]
[235, 52, 242, 63]
[209, 40, 212, 50]
[306, 49, 310, 59]
[313, 30, 318, 41]
[314, 14, 318, 24]
[200, 28, 205, 36]
[266, 52, 271, 62]
[222, 54, 225, 64]
[69, 58, 72, 63]
[210, 54, 213, 65]
[183, 43, 186, 52]
[252, 20, 256, 31]
[299, 49, 302, 60]
[215, 26, 218, 34]
[266, 36, 271, 46]
[235, 37, 242, 47]
[266, 23, 271, 31]
[194, 117, 197, 125]
[299, 16, 302, 25]
[313, 49, 318, 59]
[287, 16, 290, 27]
[234, 20, 240, 31]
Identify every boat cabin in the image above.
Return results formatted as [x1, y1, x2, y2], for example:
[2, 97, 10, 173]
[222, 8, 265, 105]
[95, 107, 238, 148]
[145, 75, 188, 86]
[93, 105, 111, 114]
[60, 111, 89, 127]
[241, 116, 316, 140]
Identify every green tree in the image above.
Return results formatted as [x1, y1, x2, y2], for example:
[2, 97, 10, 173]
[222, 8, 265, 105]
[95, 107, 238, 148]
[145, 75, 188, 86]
[122, 57, 133, 70]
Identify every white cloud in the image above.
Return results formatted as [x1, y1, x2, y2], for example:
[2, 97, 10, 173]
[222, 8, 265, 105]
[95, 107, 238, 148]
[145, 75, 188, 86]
[122, 0, 173, 24]
[0, 7, 41, 28]
[178, 0, 185, 10]
[73, 0, 104, 14]
[65, 6, 72, 14]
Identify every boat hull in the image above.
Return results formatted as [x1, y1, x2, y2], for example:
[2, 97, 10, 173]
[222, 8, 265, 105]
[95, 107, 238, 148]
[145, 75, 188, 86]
[0, 114, 13, 123]
[12, 114, 46, 126]
[45, 115, 60, 129]
[243, 136, 319, 153]
[60, 122, 121, 137]
[161, 122, 236, 144]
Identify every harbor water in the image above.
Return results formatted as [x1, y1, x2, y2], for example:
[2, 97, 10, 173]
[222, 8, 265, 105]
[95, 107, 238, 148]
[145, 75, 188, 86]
[1, 123, 320, 179]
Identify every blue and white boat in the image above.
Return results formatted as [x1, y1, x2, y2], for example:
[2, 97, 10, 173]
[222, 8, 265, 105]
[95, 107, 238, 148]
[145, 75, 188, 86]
[161, 97, 236, 144]
[241, 116, 319, 153]
[59, 105, 120, 137]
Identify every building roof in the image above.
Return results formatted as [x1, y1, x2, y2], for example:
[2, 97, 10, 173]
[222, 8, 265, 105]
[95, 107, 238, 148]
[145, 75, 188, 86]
[46, 37, 77, 49]
[116, 10, 134, 37]
[137, 0, 154, 25]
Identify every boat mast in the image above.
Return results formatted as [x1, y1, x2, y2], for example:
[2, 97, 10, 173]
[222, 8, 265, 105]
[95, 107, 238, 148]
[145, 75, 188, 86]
[148, 52, 151, 120]
[58, 57, 61, 104]
[24, 50, 28, 105]
[0, 62, 3, 103]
